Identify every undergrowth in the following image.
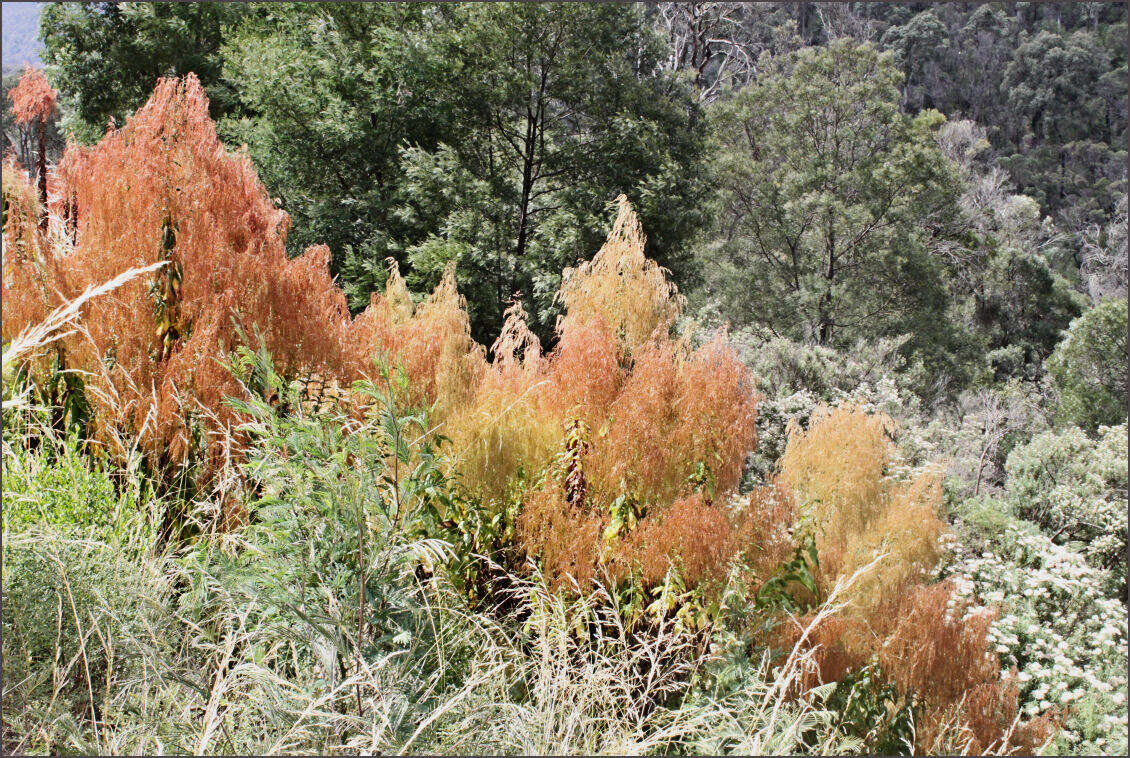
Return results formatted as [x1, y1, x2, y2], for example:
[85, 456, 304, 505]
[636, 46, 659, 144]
[0, 68, 1078, 755]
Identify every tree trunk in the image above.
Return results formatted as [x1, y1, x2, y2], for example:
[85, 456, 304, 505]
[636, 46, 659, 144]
[817, 211, 836, 345]
[514, 112, 537, 273]
[796, 2, 810, 44]
[36, 118, 47, 230]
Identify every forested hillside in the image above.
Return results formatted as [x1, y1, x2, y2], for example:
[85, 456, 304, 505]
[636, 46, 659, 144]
[2, 3, 1126, 755]
[0, 2, 43, 74]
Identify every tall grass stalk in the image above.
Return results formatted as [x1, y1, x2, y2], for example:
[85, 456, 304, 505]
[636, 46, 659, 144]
[2, 261, 167, 375]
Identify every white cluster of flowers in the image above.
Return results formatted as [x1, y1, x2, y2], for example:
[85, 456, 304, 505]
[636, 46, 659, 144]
[746, 388, 822, 481]
[948, 521, 1127, 753]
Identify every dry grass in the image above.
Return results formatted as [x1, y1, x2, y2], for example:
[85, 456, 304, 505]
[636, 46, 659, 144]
[0, 518, 877, 756]
[772, 403, 1054, 754]
[778, 403, 944, 607]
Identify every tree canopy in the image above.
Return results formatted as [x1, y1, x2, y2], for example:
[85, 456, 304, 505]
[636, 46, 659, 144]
[703, 41, 971, 380]
[41, 2, 246, 142]
[219, 2, 705, 344]
[32, 1, 1129, 387]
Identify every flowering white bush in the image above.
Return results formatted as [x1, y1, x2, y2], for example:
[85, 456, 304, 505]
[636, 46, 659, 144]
[949, 512, 1128, 755]
[1005, 423, 1128, 587]
[744, 389, 818, 483]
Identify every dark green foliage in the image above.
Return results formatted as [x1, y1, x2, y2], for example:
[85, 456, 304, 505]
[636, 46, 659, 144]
[824, 664, 915, 756]
[36, 0, 1125, 352]
[392, 2, 706, 343]
[1, 431, 155, 753]
[219, 2, 451, 292]
[1000, 28, 1126, 223]
[2, 532, 154, 750]
[40, 2, 247, 142]
[51, 2, 703, 345]
[870, 3, 1127, 228]
[651, 2, 1126, 236]
[1046, 298, 1129, 431]
[976, 247, 1085, 380]
[220, 2, 705, 345]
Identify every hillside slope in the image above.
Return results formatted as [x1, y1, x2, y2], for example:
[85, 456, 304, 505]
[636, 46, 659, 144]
[2, 2, 43, 73]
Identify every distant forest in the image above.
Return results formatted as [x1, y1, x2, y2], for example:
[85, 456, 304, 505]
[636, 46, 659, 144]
[1, 2, 44, 73]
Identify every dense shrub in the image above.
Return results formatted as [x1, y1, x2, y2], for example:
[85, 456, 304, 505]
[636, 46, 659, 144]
[950, 503, 1127, 754]
[346, 197, 762, 600]
[2, 434, 157, 753]
[1005, 423, 1128, 583]
[2, 429, 153, 536]
[729, 330, 926, 405]
[779, 578, 1053, 755]
[3, 74, 355, 492]
[503, 200, 761, 598]
[1, 530, 159, 753]
[1046, 298, 1128, 431]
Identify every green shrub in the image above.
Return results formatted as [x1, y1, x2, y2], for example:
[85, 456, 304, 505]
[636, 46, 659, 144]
[1, 528, 160, 754]
[1, 362, 490, 754]
[1046, 298, 1128, 431]
[2, 431, 153, 540]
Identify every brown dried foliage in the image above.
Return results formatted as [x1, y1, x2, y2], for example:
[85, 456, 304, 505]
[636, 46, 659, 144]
[4, 75, 353, 482]
[778, 403, 943, 607]
[347, 260, 483, 414]
[625, 492, 736, 588]
[782, 582, 1052, 754]
[736, 480, 800, 590]
[344, 198, 761, 598]
[7, 65, 56, 126]
[2, 159, 54, 342]
[771, 405, 1052, 753]
[556, 195, 684, 355]
[492, 202, 760, 596]
[879, 582, 1055, 754]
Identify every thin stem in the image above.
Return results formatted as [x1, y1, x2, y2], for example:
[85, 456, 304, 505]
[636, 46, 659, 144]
[356, 482, 366, 718]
